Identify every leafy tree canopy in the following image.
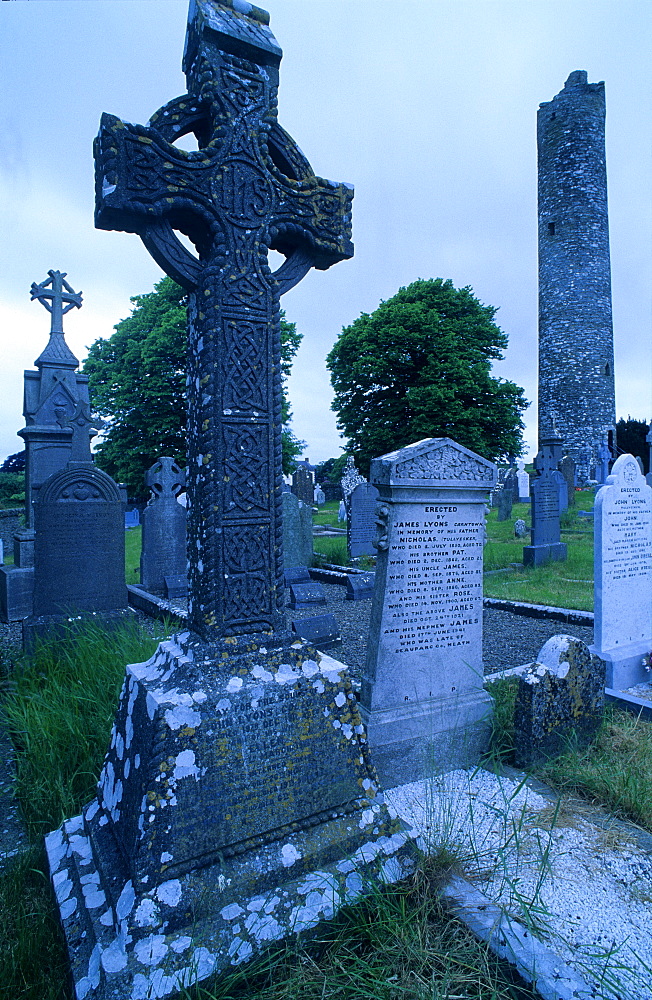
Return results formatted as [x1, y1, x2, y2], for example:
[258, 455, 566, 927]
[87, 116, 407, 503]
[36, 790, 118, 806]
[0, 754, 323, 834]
[1, 451, 25, 473]
[326, 278, 528, 475]
[616, 416, 649, 474]
[314, 455, 347, 484]
[83, 277, 304, 499]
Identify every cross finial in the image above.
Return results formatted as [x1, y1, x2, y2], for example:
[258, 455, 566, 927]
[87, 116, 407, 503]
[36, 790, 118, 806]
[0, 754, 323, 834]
[30, 270, 82, 336]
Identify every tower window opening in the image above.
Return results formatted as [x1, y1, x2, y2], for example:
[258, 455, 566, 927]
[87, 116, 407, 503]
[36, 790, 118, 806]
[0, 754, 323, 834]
[548, 222, 556, 236]
[550, 112, 556, 120]
[604, 362, 610, 376]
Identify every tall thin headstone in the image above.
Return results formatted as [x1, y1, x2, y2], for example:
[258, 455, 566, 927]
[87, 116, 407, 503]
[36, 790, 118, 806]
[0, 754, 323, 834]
[559, 454, 576, 507]
[361, 438, 496, 787]
[517, 459, 530, 503]
[139, 457, 187, 597]
[647, 425, 652, 489]
[591, 453, 652, 688]
[537, 72, 616, 470]
[348, 481, 380, 557]
[292, 460, 314, 505]
[46, 5, 411, 997]
[523, 436, 567, 566]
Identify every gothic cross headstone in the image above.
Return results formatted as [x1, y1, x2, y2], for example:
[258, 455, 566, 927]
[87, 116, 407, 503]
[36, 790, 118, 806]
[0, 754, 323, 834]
[94, 0, 353, 643]
[30, 269, 83, 336]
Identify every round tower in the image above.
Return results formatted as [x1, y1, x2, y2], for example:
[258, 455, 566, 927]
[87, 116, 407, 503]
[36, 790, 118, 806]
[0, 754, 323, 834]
[537, 70, 616, 480]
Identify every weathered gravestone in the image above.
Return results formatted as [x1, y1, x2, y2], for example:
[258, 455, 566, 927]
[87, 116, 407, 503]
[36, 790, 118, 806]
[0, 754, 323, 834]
[552, 468, 568, 513]
[288, 580, 327, 609]
[124, 508, 140, 529]
[513, 518, 528, 538]
[597, 436, 611, 484]
[337, 499, 347, 522]
[523, 437, 567, 567]
[283, 565, 311, 588]
[346, 571, 375, 601]
[559, 453, 576, 508]
[46, 5, 412, 997]
[27, 403, 127, 634]
[517, 459, 530, 503]
[360, 438, 497, 788]
[313, 484, 325, 506]
[590, 453, 652, 688]
[291, 613, 341, 650]
[0, 271, 93, 622]
[514, 635, 605, 768]
[282, 491, 313, 570]
[292, 460, 314, 505]
[139, 457, 187, 597]
[321, 481, 342, 503]
[496, 476, 513, 522]
[348, 481, 380, 557]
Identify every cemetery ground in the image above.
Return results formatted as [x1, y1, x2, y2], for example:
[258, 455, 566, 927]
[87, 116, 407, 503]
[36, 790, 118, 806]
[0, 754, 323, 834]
[4, 490, 650, 999]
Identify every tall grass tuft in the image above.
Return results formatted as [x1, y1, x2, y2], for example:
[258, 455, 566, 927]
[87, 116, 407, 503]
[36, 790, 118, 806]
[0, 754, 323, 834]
[3, 617, 166, 838]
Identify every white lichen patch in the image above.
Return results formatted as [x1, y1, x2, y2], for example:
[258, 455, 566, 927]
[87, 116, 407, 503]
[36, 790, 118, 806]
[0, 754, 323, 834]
[221, 902, 244, 921]
[172, 750, 200, 782]
[315, 653, 346, 683]
[134, 897, 159, 927]
[226, 676, 243, 693]
[116, 880, 135, 920]
[281, 843, 302, 867]
[252, 664, 273, 682]
[301, 659, 320, 678]
[334, 692, 347, 708]
[274, 662, 299, 685]
[134, 933, 168, 967]
[164, 704, 202, 731]
[156, 879, 182, 907]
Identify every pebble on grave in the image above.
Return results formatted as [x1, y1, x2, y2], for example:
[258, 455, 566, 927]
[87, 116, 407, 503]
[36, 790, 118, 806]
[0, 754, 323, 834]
[361, 437, 497, 788]
[513, 635, 605, 768]
[590, 453, 652, 689]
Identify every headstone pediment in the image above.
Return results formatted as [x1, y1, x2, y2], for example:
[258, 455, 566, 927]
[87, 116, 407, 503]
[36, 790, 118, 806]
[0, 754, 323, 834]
[37, 464, 122, 505]
[371, 437, 497, 489]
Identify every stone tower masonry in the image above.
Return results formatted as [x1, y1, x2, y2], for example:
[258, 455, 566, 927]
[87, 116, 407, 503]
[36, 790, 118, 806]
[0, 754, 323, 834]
[537, 70, 616, 480]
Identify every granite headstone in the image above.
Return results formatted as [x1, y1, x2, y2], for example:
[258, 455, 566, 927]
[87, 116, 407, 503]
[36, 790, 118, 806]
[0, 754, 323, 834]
[523, 439, 567, 567]
[282, 491, 313, 570]
[361, 437, 496, 787]
[291, 613, 341, 650]
[346, 571, 375, 601]
[590, 453, 652, 688]
[292, 460, 314, 505]
[559, 454, 576, 508]
[517, 460, 530, 502]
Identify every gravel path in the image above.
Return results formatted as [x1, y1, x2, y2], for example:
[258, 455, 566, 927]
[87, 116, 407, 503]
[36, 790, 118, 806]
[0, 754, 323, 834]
[289, 583, 594, 680]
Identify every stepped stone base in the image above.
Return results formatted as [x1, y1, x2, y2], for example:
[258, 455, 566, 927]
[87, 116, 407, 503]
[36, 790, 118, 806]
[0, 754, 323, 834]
[46, 635, 415, 1000]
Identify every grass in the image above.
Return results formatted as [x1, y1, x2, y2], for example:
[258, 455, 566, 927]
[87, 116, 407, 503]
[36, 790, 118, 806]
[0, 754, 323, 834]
[124, 524, 141, 584]
[0, 619, 543, 1000]
[483, 492, 595, 610]
[488, 679, 652, 834]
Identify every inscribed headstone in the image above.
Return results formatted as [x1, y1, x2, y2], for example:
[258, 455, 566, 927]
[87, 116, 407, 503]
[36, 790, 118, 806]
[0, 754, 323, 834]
[346, 571, 375, 601]
[514, 636, 604, 768]
[338, 500, 347, 522]
[558, 454, 576, 507]
[282, 491, 313, 570]
[552, 469, 568, 513]
[496, 480, 513, 522]
[283, 565, 311, 588]
[361, 437, 496, 787]
[31, 463, 126, 617]
[348, 482, 380, 557]
[288, 580, 327, 609]
[591, 453, 652, 688]
[291, 613, 341, 650]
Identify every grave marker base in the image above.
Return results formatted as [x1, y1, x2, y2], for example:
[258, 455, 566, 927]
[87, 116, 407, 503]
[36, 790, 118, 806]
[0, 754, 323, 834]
[46, 635, 414, 1000]
[0, 565, 34, 622]
[22, 608, 137, 653]
[522, 542, 567, 567]
[590, 639, 651, 690]
[359, 690, 493, 790]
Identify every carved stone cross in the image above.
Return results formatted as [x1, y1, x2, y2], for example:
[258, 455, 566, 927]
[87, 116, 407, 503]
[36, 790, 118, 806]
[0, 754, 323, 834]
[30, 270, 82, 335]
[94, 0, 353, 643]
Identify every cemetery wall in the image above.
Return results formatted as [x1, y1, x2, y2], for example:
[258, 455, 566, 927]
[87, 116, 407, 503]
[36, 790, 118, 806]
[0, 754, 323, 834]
[0, 508, 22, 554]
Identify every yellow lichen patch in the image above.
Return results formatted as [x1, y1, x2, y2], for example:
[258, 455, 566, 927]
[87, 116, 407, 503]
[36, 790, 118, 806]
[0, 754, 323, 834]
[202, 454, 212, 465]
[204, 288, 211, 297]
[200, 374, 210, 385]
[202, 420, 209, 431]
[163, 162, 174, 169]
[167, 185, 180, 193]
[138, 136, 153, 144]
[178, 726, 196, 737]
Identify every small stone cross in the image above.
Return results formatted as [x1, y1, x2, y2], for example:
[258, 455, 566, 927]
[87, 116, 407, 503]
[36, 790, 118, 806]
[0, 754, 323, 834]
[146, 457, 185, 502]
[30, 270, 82, 335]
[94, 0, 353, 643]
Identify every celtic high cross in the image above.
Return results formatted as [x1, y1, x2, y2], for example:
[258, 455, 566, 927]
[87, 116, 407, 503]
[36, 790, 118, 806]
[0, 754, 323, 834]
[94, 0, 353, 643]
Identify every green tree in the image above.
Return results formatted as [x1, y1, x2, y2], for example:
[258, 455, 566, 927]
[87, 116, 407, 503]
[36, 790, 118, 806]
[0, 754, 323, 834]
[616, 416, 649, 473]
[83, 277, 304, 499]
[326, 278, 527, 475]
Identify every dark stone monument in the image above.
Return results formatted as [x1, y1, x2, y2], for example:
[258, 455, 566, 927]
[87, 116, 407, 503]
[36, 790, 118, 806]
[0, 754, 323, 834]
[496, 479, 513, 522]
[292, 460, 314, 505]
[0, 271, 94, 622]
[558, 454, 576, 507]
[523, 436, 567, 567]
[288, 580, 327, 610]
[140, 457, 187, 597]
[346, 571, 375, 601]
[348, 482, 380, 557]
[291, 613, 341, 650]
[597, 436, 611, 484]
[552, 469, 568, 513]
[46, 5, 412, 997]
[282, 491, 313, 570]
[321, 481, 342, 503]
[514, 636, 604, 768]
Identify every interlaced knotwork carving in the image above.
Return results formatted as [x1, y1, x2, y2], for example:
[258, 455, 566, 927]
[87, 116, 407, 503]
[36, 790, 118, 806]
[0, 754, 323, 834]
[94, 0, 353, 641]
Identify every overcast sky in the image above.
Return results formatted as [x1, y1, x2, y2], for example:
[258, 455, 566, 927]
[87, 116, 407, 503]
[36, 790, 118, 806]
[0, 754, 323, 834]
[1, 0, 651, 468]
